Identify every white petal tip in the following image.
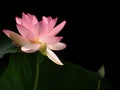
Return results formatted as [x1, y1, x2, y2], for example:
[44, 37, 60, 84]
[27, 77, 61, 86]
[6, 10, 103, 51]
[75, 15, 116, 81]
[55, 61, 64, 65]
[63, 20, 66, 24]
[58, 63, 64, 66]
[46, 49, 64, 66]
[21, 44, 40, 53]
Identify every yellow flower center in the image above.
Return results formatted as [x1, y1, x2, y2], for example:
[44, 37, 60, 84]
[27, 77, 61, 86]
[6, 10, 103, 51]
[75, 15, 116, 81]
[31, 38, 47, 56]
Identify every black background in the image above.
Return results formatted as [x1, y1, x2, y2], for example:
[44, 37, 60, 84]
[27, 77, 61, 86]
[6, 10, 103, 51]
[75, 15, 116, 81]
[0, 1, 118, 90]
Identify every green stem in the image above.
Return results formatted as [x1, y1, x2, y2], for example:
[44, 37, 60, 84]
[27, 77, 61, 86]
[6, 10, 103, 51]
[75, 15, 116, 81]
[34, 52, 43, 90]
[97, 79, 101, 90]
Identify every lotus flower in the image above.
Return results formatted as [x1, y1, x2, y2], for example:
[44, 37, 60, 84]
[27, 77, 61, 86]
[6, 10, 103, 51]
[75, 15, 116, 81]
[3, 12, 66, 65]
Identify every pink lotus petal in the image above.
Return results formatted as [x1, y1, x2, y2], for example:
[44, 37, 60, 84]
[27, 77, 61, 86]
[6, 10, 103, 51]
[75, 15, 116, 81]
[27, 13, 33, 19]
[33, 21, 46, 36]
[46, 48, 63, 65]
[16, 24, 35, 40]
[40, 36, 63, 45]
[22, 12, 28, 22]
[32, 15, 38, 25]
[48, 21, 66, 36]
[42, 16, 48, 24]
[42, 16, 57, 33]
[42, 16, 58, 33]
[21, 12, 38, 30]
[47, 17, 58, 32]
[3, 29, 11, 37]
[34, 20, 48, 35]
[3, 30, 30, 46]
[21, 13, 33, 30]
[21, 44, 41, 53]
[41, 20, 49, 33]
[48, 42, 66, 50]
[22, 12, 29, 20]
[16, 17, 22, 25]
[26, 13, 38, 25]
[47, 16, 52, 21]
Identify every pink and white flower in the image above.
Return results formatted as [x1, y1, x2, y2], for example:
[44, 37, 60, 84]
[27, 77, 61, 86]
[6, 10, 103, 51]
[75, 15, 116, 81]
[3, 12, 66, 65]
